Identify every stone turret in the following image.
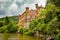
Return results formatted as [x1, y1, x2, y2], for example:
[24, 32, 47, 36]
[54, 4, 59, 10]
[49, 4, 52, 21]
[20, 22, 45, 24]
[25, 7, 29, 13]
[35, 4, 42, 10]
[35, 4, 39, 10]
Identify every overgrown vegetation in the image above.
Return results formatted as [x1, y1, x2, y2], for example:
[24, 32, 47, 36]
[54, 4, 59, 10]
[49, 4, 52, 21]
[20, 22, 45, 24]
[0, 0, 60, 40]
[0, 16, 18, 33]
[20, 0, 60, 40]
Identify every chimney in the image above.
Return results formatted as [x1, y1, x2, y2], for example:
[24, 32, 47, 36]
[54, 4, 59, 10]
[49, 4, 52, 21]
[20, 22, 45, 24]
[35, 4, 38, 9]
[26, 7, 29, 12]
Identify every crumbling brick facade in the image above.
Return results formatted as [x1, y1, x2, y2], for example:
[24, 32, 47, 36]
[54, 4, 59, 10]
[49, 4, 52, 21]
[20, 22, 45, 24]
[18, 4, 43, 28]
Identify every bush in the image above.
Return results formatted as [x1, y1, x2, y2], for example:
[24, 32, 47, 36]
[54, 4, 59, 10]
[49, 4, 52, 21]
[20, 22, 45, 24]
[0, 25, 7, 33]
[6, 22, 18, 33]
[54, 33, 60, 40]
[19, 28, 23, 34]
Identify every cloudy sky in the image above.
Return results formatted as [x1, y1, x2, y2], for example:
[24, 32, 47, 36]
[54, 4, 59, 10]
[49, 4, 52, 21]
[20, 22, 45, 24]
[0, 0, 47, 18]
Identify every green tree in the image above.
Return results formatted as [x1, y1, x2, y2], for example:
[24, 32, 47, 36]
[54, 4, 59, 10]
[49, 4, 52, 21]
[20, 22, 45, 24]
[47, 0, 60, 6]
[0, 21, 3, 27]
[4, 16, 11, 25]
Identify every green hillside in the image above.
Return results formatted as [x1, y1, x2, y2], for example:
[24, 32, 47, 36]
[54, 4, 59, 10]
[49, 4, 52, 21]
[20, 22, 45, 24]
[0, 16, 18, 23]
[0, 16, 18, 33]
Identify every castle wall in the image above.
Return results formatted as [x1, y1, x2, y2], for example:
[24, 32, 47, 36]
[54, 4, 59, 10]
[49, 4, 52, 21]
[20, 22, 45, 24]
[18, 4, 42, 28]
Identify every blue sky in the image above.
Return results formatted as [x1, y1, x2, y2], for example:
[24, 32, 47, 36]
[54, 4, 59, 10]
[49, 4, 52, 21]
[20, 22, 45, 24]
[0, 0, 47, 18]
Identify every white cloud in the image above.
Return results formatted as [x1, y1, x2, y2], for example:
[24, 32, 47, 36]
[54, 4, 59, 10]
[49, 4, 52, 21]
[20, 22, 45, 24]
[34, 0, 47, 7]
[9, 3, 18, 9]
[0, 0, 47, 18]
[17, 0, 24, 3]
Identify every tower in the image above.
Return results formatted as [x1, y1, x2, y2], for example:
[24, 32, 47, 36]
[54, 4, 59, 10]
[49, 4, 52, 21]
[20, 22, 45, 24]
[25, 7, 29, 13]
[35, 4, 38, 10]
